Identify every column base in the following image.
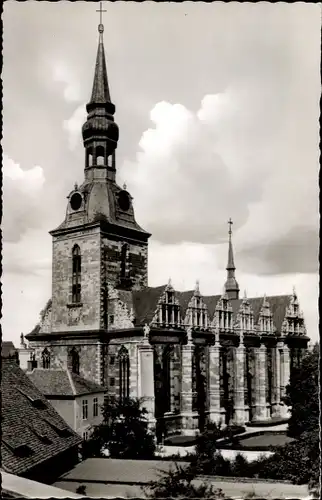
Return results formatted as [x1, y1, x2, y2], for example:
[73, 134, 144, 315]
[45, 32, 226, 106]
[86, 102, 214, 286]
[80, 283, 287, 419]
[278, 403, 291, 419]
[208, 409, 223, 426]
[180, 412, 199, 435]
[232, 406, 247, 426]
[252, 405, 270, 421]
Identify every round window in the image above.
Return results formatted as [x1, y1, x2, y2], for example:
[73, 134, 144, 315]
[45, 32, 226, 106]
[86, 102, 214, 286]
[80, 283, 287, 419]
[118, 191, 130, 211]
[70, 192, 82, 211]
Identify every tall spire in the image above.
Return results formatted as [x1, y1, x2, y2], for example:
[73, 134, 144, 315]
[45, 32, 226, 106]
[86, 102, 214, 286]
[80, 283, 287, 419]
[82, 2, 119, 176]
[89, 6, 112, 109]
[224, 218, 240, 300]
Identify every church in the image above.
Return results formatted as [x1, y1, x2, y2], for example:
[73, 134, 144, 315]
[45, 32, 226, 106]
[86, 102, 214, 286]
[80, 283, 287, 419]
[22, 18, 309, 438]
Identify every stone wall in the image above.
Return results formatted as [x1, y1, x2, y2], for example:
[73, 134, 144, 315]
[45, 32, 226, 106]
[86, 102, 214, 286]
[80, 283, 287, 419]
[103, 238, 148, 290]
[51, 228, 101, 332]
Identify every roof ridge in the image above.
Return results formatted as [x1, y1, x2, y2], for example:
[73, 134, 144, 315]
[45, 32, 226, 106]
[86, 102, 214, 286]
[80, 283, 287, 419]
[66, 369, 77, 396]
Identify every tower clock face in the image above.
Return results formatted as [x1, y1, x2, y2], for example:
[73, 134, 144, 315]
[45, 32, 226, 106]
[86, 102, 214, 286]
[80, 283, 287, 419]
[118, 190, 130, 211]
[70, 192, 82, 211]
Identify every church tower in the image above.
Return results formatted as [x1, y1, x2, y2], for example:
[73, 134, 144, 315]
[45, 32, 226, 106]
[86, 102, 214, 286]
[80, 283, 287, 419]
[49, 19, 150, 334]
[224, 218, 239, 300]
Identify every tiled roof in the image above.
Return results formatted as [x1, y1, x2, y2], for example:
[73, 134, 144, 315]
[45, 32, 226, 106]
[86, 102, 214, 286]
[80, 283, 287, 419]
[2, 341, 17, 358]
[132, 285, 167, 325]
[27, 368, 106, 397]
[1, 360, 82, 477]
[231, 295, 292, 330]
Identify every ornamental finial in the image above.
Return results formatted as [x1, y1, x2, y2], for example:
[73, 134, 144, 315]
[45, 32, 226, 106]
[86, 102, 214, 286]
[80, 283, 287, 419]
[228, 217, 233, 239]
[96, 2, 107, 35]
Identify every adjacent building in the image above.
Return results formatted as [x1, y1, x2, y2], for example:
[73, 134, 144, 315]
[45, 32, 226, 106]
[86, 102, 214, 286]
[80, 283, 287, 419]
[27, 368, 106, 439]
[1, 359, 82, 483]
[23, 18, 309, 439]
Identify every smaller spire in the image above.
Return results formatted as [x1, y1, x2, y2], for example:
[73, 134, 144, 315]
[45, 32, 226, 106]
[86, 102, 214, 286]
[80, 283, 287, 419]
[194, 280, 200, 294]
[123, 182, 127, 191]
[224, 218, 239, 300]
[243, 289, 247, 300]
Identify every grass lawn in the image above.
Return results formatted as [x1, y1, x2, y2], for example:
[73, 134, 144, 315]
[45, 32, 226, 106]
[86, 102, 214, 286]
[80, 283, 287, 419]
[237, 432, 295, 449]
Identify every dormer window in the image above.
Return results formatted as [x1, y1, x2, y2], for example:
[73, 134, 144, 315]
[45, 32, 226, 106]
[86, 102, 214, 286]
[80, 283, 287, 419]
[72, 245, 81, 303]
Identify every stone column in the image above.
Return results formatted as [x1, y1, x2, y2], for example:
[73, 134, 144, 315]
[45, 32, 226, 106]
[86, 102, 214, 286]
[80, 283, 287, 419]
[271, 346, 281, 417]
[233, 337, 246, 425]
[279, 342, 291, 418]
[253, 344, 269, 421]
[208, 336, 221, 424]
[181, 333, 198, 435]
[139, 340, 156, 429]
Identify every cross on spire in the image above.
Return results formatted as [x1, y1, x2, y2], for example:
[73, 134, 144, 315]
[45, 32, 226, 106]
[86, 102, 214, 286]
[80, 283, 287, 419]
[228, 217, 233, 237]
[96, 2, 107, 33]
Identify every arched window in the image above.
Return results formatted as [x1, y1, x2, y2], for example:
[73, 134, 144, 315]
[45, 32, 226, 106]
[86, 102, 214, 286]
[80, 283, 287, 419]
[96, 145, 105, 166]
[118, 346, 130, 401]
[72, 245, 81, 303]
[69, 347, 80, 374]
[86, 147, 93, 168]
[42, 348, 50, 369]
[120, 244, 128, 279]
[162, 346, 172, 413]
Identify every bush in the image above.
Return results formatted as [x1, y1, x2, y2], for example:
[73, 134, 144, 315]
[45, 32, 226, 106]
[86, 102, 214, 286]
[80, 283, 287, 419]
[143, 462, 230, 499]
[87, 396, 156, 459]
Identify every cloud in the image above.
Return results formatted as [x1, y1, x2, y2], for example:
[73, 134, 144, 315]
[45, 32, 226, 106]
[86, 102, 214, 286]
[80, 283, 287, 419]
[2, 155, 48, 242]
[120, 79, 318, 276]
[52, 62, 82, 102]
[63, 104, 87, 151]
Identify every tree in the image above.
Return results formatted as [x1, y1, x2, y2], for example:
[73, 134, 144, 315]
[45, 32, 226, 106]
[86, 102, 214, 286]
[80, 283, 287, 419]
[284, 344, 319, 438]
[88, 396, 156, 459]
[143, 462, 229, 499]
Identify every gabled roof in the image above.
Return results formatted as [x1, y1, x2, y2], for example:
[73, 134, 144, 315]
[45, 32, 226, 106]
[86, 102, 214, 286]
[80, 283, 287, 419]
[27, 368, 106, 397]
[132, 285, 167, 325]
[1, 360, 82, 477]
[2, 341, 17, 358]
[230, 295, 292, 330]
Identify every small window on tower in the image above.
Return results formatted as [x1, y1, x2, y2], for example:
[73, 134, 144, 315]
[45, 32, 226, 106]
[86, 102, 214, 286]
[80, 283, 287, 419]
[109, 314, 115, 325]
[96, 145, 105, 166]
[72, 245, 81, 303]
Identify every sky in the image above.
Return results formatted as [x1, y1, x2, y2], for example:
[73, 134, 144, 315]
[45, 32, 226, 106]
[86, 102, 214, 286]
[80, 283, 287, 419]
[2, 1, 320, 347]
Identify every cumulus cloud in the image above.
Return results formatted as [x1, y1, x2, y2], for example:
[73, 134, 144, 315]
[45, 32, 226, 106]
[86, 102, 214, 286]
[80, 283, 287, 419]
[120, 81, 319, 276]
[63, 104, 87, 150]
[2, 155, 48, 242]
[52, 62, 82, 102]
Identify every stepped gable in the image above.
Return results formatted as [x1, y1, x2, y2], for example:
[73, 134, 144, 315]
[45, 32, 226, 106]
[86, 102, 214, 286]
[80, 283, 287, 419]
[132, 285, 167, 325]
[27, 368, 106, 397]
[1, 359, 81, 477]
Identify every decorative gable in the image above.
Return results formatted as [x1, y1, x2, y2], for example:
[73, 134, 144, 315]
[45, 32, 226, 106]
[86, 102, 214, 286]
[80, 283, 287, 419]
[212, 292, 233, 331]
[281, 289, 307, 336]
[106, 284, 135, 330]
[151, 279, 182, 328]
[256, 295, 276, 335]
[184, 282, 209, 330]
[235, 292, 255, 334]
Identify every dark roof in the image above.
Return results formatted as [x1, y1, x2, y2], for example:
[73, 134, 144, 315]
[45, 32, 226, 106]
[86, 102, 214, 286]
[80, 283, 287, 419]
[2, 342, 17, 358]
[132, 285, 167, 325]
[1, 360, 82, 477]
[231, 295, 292, 330]
[27, 369, 106, 397]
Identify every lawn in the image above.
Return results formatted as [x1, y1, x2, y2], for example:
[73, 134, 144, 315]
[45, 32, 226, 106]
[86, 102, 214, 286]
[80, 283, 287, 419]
[237, 432, 295, 449]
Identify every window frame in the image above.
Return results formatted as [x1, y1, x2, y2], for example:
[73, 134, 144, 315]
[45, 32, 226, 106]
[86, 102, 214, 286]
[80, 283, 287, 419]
[82, 399, 88, 420]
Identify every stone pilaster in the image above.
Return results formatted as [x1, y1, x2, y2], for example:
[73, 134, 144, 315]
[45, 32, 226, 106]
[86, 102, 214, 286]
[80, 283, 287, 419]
[233, 339, 246, 425]
[181, 336, 198, 435]
[253, 344, 269, 421]
[271, 346, 281, 417]
[139, 340, 155, 429]
[96, 341, 104, 386]
[279, 342, 291, 418]
[208, 338, 221, 424]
